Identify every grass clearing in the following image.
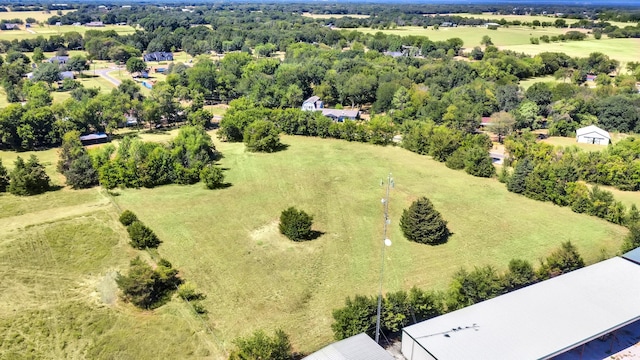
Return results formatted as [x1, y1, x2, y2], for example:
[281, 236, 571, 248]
[350, 25, 570, 47]
[0, 134, 631, 357]
[501, 38, 640, 66]
[112, 134, 627, 354]
[447, 13, 633, 28]
[519, 75, 562, 89]
[0, 10, 73, 23]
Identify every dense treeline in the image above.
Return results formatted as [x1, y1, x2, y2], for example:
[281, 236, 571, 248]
[332, 241, 584, 341]
[95, 126, 218, 189]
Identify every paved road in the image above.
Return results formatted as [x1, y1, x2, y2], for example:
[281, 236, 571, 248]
[94, 68, 122, 87]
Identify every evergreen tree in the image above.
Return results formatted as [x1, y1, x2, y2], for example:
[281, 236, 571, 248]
[279, 207, 314, 241]
[400, 197, 450, 245]
[621, 223, 640, 253]
[8, 155, 50, 196]
[58, 131, 98, 189]
[127, 221, 161, 249]
[537, 241, 584, 280]
[507, 158, 533, 194]
[119, 210, 138, 226]
[0, 159, 9, 192]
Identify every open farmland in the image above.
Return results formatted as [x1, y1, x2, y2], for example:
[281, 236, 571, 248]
[444, 13, 633, 28]
[0, 24, 136, 41]
[350, 25, 575, 47]
[501, 38, 640, 66]
[0, 9, 74, 23]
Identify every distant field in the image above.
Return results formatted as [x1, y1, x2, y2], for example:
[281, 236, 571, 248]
[302, 12, 370, 19]
[0, 9, 73, 23]
[0, 24, 136, 41]
[350, 25, 571, 47]
[439, 13, 633, 28]
[501, 38, 640, 66]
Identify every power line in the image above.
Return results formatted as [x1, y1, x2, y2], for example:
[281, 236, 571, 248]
[375, 173, 393, 344]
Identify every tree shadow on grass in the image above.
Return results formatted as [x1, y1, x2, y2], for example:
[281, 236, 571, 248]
[307, 230, 324, 240]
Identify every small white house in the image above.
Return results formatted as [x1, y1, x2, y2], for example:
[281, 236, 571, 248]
[576, 125, 610, 145]
[302, 96, 323, 111]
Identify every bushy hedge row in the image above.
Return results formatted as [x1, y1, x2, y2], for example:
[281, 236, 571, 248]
[332, 242, 584, 340]
[119, 210, 161, 249]
[93, 126, 219, 189]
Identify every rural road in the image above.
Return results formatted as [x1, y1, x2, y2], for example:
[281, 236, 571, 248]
[94, 68, 122, 87]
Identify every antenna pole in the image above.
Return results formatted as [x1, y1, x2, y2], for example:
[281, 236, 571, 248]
[375, 173, 392, 344]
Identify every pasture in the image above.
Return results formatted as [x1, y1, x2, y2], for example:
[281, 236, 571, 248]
[445, 13, 633, 28]
[0, 133, 628, 358]
[0, 9, 73, 23]
[350, 25, 574, 47]
[501, 38, 640, 66]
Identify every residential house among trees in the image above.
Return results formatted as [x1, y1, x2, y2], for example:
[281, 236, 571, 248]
[2, 23, 19, 30]
[48, 56, 69, 65]
[301, 96, 359, 122]
[576, 125, 610, 145]
[143, 52, 174, 62]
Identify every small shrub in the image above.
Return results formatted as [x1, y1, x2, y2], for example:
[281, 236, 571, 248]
[244, 120, 282, 153]
[177, 282, 206, 301]
[119, 210, 138, 226]
[127, 221, 161, 249]
[200, 165, 225, 189]
[279, 207, 314, 241]
[400, 196, 450, 245]
[116, 257, 182, 309]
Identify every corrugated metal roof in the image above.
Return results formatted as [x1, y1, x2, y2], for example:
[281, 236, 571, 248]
[79, 133, 108, 141]
[304, 333, 393, 360]
[403, 257, 640, 360]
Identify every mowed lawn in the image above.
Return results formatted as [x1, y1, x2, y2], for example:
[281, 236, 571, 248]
[501, 38, 640, 65]
[110, 134, 628, 354]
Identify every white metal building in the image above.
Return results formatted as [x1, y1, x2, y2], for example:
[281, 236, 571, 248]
[576, 125, 611, 145]
[304, 333, 394, 360]
[401, 256, 640, 360]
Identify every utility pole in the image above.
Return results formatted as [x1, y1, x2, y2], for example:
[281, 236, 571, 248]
[375, 173, 393, 344]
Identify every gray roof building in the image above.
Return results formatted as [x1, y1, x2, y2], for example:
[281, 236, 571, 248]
[304, 333, 394, 360]
[402, 256, 640, 360]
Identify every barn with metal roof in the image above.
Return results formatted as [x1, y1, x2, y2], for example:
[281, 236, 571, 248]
[401, 256, 640, 360]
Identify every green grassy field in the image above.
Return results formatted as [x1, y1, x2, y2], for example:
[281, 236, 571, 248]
[349, 26, 638, 65]
[351, 25, 570, 47]
[446, 13, 633, 28]
[519, 75, 562, 89]
[0, 134, 631, 357]
[502, 38, 640, 65]
[0, 10, 74, 23]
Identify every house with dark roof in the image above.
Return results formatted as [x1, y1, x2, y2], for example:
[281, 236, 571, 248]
[79, 133, 109, 145]
[143, 52, 174, 62]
